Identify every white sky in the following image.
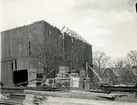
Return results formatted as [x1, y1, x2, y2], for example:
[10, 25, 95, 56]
[0, 0, 137, 60]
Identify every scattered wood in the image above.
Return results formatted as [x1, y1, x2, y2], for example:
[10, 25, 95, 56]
[0, 99, 23, 105]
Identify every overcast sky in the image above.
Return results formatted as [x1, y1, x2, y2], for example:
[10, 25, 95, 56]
[0, 0, 137, 59]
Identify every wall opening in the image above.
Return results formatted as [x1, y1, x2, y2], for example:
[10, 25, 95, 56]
[15, 59, 17, 69]
[28, 41, 31, 56]
[11, 62, 14, 70]
[13, 70, 28, 86]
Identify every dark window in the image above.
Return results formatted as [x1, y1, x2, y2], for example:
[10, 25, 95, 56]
[29, 41, 31, 56]
[37, 73, 43, 79]
[11, 61, 13, 70]
[15, 59, 17, 69]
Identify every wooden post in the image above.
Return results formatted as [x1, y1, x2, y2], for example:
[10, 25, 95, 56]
[86, 62, 88, 78]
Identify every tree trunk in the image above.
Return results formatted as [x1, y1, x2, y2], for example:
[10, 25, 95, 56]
[42, 73, 47, 83]
[42, 67, 48, 84]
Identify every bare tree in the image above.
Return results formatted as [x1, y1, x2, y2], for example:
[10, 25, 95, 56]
[120, 68, 137, 85]
[126, 50, 137, 66]
[113, 57, 137, 85]
[30, 31, 63, 83]
[113, 59, 128, 69]
[93, 51, 110, 77]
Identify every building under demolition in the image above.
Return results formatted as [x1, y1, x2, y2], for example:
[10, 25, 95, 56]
[1, 20, 93, 87]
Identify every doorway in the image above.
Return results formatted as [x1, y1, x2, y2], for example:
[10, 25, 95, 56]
[13, 70, 28, 86]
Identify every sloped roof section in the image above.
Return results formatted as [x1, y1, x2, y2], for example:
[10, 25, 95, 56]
[61, 26, 90, 45]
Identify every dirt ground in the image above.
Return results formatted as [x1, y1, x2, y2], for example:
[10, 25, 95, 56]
[23, 97, 137, 105]
[23, 92, 137, 105]
[1, 90, 137, 105]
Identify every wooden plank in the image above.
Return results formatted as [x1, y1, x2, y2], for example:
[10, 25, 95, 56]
[7, 61, 13, 86]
